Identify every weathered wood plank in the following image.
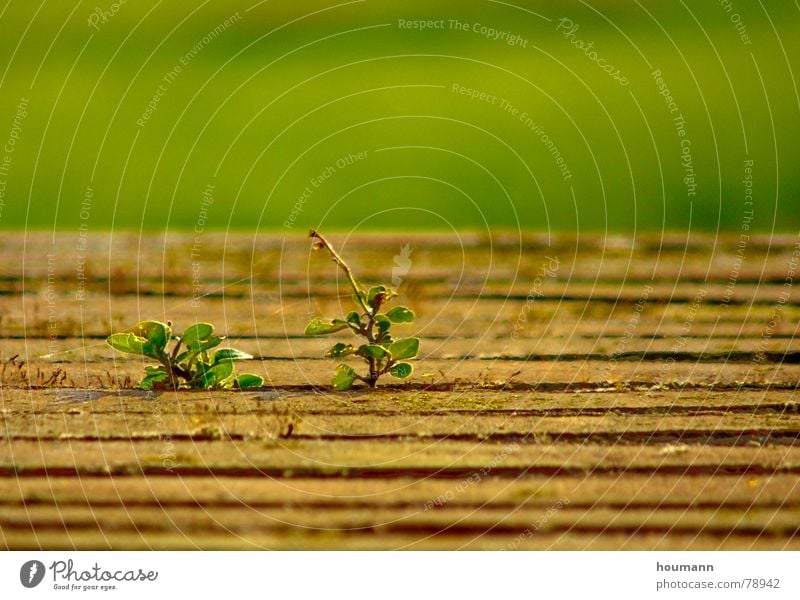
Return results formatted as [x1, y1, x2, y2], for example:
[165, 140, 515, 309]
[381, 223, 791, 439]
[2, 358, 797, 389]
[4, 389, 797, 415]
[3, 279, 797, 303]
[2, 232, 797, 284]
[8, 336, 800, 364]
[2, 440, 798, 476]
[2, 474, 796, 506]
[3, 412, 798, 446]
[2, 505, 797, 539]
[3, 295, 798, 340]
[4, 529, 797, 550]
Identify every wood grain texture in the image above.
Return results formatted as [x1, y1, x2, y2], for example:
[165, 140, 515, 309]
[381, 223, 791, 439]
[0, 233, 798, 549]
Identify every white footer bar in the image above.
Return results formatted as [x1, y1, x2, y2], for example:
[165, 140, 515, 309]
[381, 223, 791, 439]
[1, 551, 796, 599]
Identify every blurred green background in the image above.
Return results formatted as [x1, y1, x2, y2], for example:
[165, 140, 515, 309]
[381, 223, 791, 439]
[0, 0, 797, 232]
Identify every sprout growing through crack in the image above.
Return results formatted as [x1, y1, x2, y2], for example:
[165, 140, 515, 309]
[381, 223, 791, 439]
[305, 229, 420, 390]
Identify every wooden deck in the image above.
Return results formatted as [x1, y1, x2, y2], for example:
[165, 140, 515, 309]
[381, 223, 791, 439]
[1, 231, 799, 549]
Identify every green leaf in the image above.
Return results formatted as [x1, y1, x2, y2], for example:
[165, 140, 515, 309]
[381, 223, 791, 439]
[190, 335, 224, 353]
[140, 376, 163, 391]
[235, 374, 264, 389]
[386, 306, 415, 324]
[389, 362, 413, 378]
[357, 344, 390, 360]
[140, 366, 169, 390]
[305, 317, 350, 336]
[197, 361, 234, 388]
[374, 314, 392, 333]
[367, 286, 387, 306]
[213, 348, 253, 364]
[326, 343, 357, 359]
[129, 321, 171, 355]
[106, 332, 146, 356]
[388, 337, 419, 360]
[178, 335, 223, 362]
[192, 360, 208, 375]
[181, 323, 214, 344]
[332, 364, 358, 391]
[345, 311, 362, 327]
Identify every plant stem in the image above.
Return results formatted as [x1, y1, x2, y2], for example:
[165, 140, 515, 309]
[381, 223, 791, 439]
[160, 339, 193, 389]
[364, 313, 376, 343]
[159, 355, 180, 389]
[367, 357, 378, 387]
[170, 337, 183, 363]
[309, 229, 371, 315]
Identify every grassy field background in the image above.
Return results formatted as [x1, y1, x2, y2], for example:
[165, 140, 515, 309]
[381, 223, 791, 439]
[0, 0, 797, 232]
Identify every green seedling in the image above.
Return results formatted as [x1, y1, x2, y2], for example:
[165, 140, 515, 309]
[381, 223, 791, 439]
[106, 320, 264, 391]
[305, 229, 420, 390]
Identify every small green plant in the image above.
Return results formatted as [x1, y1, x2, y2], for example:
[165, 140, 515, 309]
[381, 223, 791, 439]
[106, 321, 264, 391]
[305, 229, 420, 390]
